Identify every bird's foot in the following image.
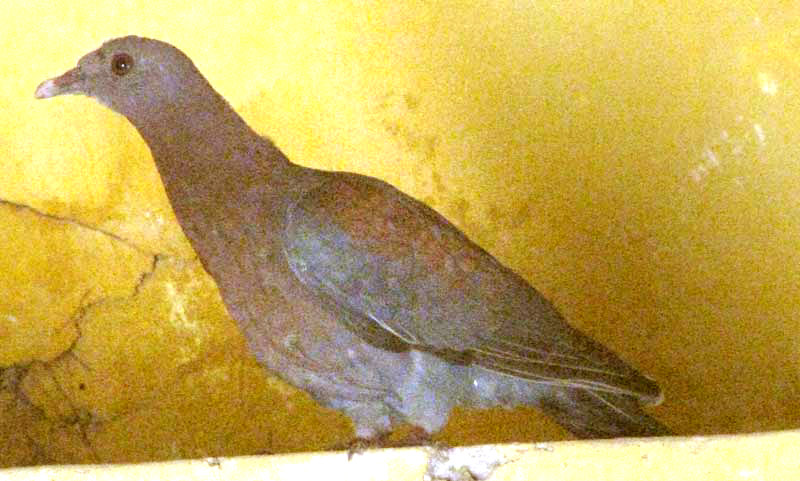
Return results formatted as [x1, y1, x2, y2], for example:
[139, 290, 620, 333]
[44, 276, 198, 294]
[344, 433, 390, 460]
[338, 426, 446, 459]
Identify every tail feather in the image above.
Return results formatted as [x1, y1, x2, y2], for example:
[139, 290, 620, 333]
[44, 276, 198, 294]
[537, 387, 671, 438]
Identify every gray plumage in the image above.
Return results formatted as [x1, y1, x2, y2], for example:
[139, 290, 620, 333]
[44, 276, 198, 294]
[36, 36, 670, 443]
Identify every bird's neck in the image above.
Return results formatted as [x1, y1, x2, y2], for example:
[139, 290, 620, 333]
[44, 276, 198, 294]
[128, 89, 289, 205]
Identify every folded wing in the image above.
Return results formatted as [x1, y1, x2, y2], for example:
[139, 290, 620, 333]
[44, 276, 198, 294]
[283, 173, 661, 403]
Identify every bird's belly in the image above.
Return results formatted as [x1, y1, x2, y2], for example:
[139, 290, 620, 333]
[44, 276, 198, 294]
[213, 260, 400, 402]
[194, 223, 481, 432]
[215, 259, 546, 435]
[188, 225, 393, 406]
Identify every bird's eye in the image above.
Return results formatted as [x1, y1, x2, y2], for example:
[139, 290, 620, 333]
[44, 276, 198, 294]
[111, 53, 134, 76]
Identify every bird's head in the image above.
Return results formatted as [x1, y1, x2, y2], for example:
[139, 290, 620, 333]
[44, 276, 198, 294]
[35, 36, 206, 122]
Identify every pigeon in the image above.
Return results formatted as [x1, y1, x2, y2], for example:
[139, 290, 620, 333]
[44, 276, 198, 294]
[35, 36, 670, 447]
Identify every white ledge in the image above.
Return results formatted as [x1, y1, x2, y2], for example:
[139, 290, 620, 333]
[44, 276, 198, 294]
[1, 430, 797, 481]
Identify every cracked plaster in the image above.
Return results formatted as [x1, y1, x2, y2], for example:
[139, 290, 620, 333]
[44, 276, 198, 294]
[0, 198, 352, 465]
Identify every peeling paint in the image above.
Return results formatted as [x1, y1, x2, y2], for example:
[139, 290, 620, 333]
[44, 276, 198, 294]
[425, 445, 516, 481]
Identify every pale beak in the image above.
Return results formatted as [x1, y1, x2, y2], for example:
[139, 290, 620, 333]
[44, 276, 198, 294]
[35, 67, 84, 99]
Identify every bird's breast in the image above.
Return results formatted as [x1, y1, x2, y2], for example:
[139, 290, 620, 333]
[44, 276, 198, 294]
[170, 195, 397, 403]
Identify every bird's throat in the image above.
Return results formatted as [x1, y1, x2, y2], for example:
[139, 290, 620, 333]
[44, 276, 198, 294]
[131, 94, 277, 195]
[128, 94, 290, 251]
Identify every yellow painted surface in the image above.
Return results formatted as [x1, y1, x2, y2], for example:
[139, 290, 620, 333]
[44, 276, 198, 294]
[1, 0, 799, 468]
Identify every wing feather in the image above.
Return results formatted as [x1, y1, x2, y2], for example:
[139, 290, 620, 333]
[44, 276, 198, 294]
[283, 173, 661, 402]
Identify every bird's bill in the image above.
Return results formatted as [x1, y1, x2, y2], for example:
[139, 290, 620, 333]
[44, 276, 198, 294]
[34, 67, 84, 99]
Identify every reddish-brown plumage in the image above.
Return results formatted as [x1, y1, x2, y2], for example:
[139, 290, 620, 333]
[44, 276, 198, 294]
[36, 36, 670, 444]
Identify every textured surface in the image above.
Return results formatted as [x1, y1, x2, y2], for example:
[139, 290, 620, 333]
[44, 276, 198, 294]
[1, 0, 800, 467]
[2, 431, 800, 480]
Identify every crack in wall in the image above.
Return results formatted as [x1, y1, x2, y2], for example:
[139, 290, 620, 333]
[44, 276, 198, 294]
[43, 365, 101, 463]
[42, 250, 163, 373]
[0, 197, 222, 465]
[0, 198, 155, 256]
[9, 252, 171, 464]
[39, 250, 165, 379]
[2, 366, 52, 466]
[133, 254, 164, 296]
[15, 381, 100, 465]
[46, 289, 93, 372]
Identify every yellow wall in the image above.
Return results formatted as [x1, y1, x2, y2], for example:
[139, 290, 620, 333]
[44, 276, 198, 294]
[1, 0, 799, 467]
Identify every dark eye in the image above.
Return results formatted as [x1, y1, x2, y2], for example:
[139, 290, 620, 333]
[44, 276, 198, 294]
[111, 53, 134, 76]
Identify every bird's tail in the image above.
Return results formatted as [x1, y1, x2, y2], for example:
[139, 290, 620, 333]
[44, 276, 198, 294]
[537, 386, 671, 438]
